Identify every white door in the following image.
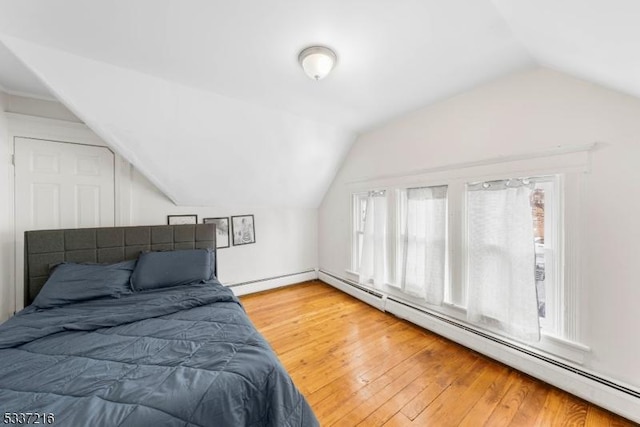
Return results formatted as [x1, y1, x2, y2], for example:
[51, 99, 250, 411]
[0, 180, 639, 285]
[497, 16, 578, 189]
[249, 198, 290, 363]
[14, 137, 115, 310]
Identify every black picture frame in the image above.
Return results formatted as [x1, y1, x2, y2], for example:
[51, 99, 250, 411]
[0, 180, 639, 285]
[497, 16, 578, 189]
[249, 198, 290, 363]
[203, 217, 230, 249]
[167, 214, 198, 225]
[231, 214, 256, 246]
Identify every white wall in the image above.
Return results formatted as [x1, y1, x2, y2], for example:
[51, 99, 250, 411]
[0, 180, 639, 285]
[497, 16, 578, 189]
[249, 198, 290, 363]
[4, 94, 81, 123]
[0, 91, 12, 321]
[128, 169, 318, 285]
[319, 67, 640, 391]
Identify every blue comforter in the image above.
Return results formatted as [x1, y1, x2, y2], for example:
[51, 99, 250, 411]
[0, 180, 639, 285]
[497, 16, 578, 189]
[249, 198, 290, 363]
[0, 281, 318, 427]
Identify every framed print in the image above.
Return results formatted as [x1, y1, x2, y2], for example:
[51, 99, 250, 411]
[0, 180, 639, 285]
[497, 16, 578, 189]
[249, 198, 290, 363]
[231, 214, 256, 246]
[203, 217, 230, 249]
[167, 214, 197, 225]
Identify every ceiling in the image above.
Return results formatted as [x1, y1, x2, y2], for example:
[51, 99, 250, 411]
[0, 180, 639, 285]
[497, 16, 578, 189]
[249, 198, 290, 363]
[0, 0, 636, 207]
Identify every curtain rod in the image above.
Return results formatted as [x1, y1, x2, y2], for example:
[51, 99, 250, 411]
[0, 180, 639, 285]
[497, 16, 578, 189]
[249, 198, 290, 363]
[467, 176, 550, 190]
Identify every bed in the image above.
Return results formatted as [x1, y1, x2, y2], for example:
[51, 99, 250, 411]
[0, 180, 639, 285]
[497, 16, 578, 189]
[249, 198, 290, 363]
[0, 224, 318, 426]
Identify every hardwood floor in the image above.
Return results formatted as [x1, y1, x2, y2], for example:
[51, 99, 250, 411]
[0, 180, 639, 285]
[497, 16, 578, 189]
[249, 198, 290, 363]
[240, 281, 635, 426]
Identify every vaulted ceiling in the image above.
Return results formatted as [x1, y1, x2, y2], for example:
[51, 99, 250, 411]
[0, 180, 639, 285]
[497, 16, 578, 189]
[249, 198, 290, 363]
[0, 0, 637, 207]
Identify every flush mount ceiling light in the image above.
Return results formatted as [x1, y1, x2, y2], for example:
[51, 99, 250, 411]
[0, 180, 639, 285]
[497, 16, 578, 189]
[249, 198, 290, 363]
[298, 46, 337, 81]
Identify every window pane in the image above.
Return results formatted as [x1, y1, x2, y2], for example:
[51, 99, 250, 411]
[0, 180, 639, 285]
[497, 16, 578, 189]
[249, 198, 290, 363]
[533, 179, 557, 333]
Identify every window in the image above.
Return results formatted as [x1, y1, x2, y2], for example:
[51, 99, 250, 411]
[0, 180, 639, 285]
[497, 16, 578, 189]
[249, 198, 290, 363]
[348, 148, 590, 359]
[394, 185, 448, 305]
[465, 176, 559, 341]
[349, 175, 570, 342]
[351, 192, 368, 272]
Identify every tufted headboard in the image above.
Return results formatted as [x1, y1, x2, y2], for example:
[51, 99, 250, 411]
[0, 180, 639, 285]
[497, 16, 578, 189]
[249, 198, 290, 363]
[24, 224, 217, 306]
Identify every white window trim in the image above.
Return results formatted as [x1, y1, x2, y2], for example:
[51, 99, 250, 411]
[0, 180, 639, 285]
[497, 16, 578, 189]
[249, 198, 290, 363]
[346, 145, 594, 363]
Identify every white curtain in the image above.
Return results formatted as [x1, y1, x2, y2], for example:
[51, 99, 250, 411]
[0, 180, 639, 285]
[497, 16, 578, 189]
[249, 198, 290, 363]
[359, 193, 387, 288]
[399, 186, 447, 305]
[467, 184, 540, 342]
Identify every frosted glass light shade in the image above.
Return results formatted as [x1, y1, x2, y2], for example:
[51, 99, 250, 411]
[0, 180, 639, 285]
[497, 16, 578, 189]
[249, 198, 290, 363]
[298, 46, 337, 80]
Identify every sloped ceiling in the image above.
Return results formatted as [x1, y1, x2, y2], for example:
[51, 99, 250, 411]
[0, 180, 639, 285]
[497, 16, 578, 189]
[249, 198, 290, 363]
[7, 1, 634, 207]
[1, 35, 355, 207]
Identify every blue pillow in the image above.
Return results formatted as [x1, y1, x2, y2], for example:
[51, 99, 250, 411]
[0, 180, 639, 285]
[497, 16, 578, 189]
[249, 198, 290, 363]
[131, 249, 215, 291]
[33, 260, 136, 309]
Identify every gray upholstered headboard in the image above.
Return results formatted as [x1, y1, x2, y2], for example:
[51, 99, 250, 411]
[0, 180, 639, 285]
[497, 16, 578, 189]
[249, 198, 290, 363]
[24, 224, 217, 306]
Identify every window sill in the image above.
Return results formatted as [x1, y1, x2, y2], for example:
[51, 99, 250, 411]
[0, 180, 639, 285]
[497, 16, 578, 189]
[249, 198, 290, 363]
[441, 304, 590, 364]
[442, 301, 467, 314]
[345, 270, 359, 281]
[536, 332, 591, 365]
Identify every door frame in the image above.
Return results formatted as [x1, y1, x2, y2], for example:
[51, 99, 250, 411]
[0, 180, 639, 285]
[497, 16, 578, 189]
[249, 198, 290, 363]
[7, 113, 133, 315]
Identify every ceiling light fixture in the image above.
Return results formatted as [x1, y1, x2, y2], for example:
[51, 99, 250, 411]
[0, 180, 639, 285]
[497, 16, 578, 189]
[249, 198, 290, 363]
[298, 46, 337, 81]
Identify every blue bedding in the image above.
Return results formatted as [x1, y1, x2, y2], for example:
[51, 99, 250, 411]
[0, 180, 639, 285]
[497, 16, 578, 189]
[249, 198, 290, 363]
[0, 281, 318, 426]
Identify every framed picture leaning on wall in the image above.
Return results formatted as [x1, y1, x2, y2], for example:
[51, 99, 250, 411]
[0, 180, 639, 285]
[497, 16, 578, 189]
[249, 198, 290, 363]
[203, 217, 230, 249]
[231, 215, 255, 246]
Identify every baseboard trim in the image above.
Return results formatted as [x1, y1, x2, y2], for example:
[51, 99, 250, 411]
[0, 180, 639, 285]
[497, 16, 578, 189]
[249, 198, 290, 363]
[228, 270, 318, 296]
[318, 270, 640, 423]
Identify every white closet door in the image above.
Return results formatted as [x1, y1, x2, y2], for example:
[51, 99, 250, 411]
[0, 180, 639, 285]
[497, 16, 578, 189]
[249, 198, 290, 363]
[14, 137, 115, 310]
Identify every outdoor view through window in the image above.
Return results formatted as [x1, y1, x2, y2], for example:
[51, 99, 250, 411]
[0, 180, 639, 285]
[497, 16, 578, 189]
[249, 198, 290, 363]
[531, 188, 546, 319]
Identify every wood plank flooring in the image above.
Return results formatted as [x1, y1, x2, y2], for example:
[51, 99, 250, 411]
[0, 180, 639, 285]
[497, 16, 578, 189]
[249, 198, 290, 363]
[240, 281, 636, 426]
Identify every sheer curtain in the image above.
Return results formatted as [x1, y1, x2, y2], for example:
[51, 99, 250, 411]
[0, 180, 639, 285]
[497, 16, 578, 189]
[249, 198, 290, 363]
[398, 186, 447, 305]
[359, 192, 387, 288]
[467, 182, 540, 342]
